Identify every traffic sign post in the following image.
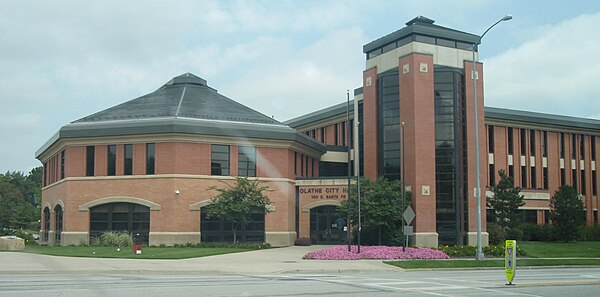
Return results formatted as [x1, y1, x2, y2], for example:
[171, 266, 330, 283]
[505, 240, 517, 285]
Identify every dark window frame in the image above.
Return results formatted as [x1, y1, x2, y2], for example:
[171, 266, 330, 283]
[107, 145, 116, 176]
[146, 143, 155, 175]
[86, 146, 95, 177]
[211, 144, 230, 176]
[124, 144, 133, 175]
[238, 146, 256, 177]
[60, 150, 65, 179]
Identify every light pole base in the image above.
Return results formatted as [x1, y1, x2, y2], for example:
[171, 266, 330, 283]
[475, 251, 485, 261]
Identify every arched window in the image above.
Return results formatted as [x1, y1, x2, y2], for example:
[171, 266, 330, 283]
[54, 205, 63, 245]
[200, 208, 264, 243]
[90, 203, 150, 244]
[42, 207, 50, 242]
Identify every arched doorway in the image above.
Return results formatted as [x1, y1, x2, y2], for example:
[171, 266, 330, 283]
[42, 207, 50, 242]
[200, 207, 265, 243]
[54, 205, 63, 245]
[310, 205, 345, 244]
[89, 203, 150, 244]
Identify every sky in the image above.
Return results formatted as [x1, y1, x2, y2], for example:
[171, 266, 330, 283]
[1, 0, 600, 173]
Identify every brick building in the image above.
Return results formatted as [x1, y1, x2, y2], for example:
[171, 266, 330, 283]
[38, 17, 600, 247]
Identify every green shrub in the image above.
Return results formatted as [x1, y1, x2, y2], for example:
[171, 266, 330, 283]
[578, 225, 600, 241]
[521, 223, 556, 241]
[487, 223, 506, 245]
[96, 232, 133, 247]
[437, 244, 526, 257]
[506, 227, 523, 241]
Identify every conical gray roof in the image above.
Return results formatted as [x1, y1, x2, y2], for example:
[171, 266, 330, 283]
[75, 73, 279, 125]
[36, 73, 326, 157]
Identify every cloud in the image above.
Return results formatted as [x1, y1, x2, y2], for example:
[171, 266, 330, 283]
[221, 27, 366, 121]
[485, 12, 600, 118]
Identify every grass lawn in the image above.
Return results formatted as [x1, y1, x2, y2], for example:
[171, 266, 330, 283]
[518, 241, 600, 258]
[386, 258, 600, 269]
[386, 241, 600, 269]
[20, 245, 252, 259]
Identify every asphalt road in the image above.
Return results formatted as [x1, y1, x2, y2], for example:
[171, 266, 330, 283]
[2, 268, 600, 296]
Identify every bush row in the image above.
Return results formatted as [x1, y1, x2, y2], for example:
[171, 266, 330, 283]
[170, 242, 271, 249]
[436, 244, 527, 257]
[489, 223, 600, 243]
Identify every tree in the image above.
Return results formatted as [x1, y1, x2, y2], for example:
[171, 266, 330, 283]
[550, 185, 585, 242]
[0, 181, 38, 231]
[337, 177, 410, 245]
[206, 177, 273, 243]
[487, 170, 524, 231]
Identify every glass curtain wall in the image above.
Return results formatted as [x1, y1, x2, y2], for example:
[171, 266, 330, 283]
[377, 69, 401, 180]
[434, 67, 467, 245]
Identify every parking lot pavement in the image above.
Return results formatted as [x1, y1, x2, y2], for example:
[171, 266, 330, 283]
[0, 246, 401, 275]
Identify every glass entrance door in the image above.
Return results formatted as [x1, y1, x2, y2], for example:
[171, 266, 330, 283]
[310, 206, 345, 244]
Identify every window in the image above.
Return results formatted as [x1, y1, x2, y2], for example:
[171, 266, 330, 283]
[593, 170, 597, 196]
[238, 146, 256, 177]
[582, 170, 587, 195]
[201, 207, 264, 243]
[508, 127, 514, 155]
[60, 150, 65, 179]
[301, 155, 305, 176]
[124, 144, 133, 175]
[573, 169, 578, 192]
[543, 167, 549, 190]
[508, 165, 514, 179]
[530, 130, 536, 156]
[312, 159, 315, 176]
[294, 152, 298, 176]
[320, 127, 325, 143]
[90, 203, 150, 244]
[524, 210, 538, 224]
[43, 163, 47, 186]
[531, 167, 537, 188]
[488, 125, 494, 153]
[592, 135, 597, 161]
[580, 135, 585, 160]
[211, 145, 230, 176]
[560, 132, 565, 158]
[520, 129, 526, 156]
[436, 38, 456, 47]
[542, 131, 548, 157]
[561, 168, 566, 186]
[414, 34, 436, 44]
[107, 145, 116, 176]
[489, 164, 495, 186]
[146, 143, 155, 175]
[86, 146, 95, 176]
[572, 134, 577, 159]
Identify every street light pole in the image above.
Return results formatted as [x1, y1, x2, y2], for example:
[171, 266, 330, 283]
[473, 14, 512, 261]
[347, 90, 352, 252]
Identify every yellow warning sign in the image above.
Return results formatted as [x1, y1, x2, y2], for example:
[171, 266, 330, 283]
[505, 240, 517, 284]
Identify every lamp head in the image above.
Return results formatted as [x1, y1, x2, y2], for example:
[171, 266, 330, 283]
[501, 15, 513, 21]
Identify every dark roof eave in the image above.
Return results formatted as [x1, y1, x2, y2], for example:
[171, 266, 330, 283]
[36, 118, 327, 159]
[484, 107, 600, 130]
[363, 24, 479, 53]
[285, 100, 355, 128]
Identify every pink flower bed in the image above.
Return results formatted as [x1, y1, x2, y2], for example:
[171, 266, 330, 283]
[302, 245, 450, 260]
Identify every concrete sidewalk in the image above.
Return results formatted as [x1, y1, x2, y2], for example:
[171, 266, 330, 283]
[0, 246, 402, 275]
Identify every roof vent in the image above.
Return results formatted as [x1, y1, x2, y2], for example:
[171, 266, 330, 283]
[405, 16, 435, 26]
